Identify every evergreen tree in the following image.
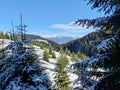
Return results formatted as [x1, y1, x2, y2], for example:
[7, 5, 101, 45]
[43, 49, 49, 62]
[0, 40, 51, 90]
[55, 54, 71, 90]
[60, 47, 64, 54]
[0, 31, 4, 39]
[77, 52, 81, 59]
[77, 52, 88, 60]
[0, 16, 51, 89]
[71, 52, 79, 62]
[40, 44, 45, 50]
[65, 48, 71, 56]
[51, 51, 56, 59]
[71, 0, 120, 89]
[65, 48, 69, 55]
[5, 33, 10, 39]
[49, 47, 56, 59]
[49, 47, 52, 55]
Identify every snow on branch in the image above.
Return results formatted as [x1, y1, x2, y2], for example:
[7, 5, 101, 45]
[0, 40, 52, 89]
[97, 35, 119, 53]
[71, 53, 111, 71]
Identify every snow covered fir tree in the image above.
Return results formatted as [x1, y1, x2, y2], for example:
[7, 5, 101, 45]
[0, 15, 51, 90]
[0, 40, 51, 90]
[71, 0, 120, 90]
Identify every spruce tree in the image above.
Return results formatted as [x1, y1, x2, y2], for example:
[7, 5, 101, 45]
[0, 15, 51, 89]
[0, 40, 51, 90]
[5, 33, 10, 39]
[49, 47, 52, 55]
[43, 49, 49, 62]
[40, 44, 44, 50]
[60, 47, 64, 54]
[0, 31, 5, 39]
[55, 54, 71, 90]
[71, 52, 79, 62]
[77, 52, 88, 60]
[71, 0, 120, 89]
[51, 51, 56, 59]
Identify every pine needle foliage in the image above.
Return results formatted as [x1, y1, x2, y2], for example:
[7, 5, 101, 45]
[0, 40, 51, 90]
[55, 54, 71, 90]
[71, 0, 120, 89]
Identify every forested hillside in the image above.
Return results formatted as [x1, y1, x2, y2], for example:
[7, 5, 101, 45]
[26, 34, 60, 50]
[62, 31, 103, 56]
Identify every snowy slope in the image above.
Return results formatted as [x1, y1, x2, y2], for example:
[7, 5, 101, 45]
[0, 39, 12, 48]
[33, 46, 58, 87]
[1, 39, 80, 89]
[0, 40, 51, 90]
[33, 45, 80, 89]
[66, 56, 81, 89]
[28, 45, 81, 89]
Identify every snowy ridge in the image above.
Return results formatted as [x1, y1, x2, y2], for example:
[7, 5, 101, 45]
[32, 39, 48, 44]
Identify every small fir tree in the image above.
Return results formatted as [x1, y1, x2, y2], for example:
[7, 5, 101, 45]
[0, 40, 51, 90]
[60, 47, 64, 54]
[71, 52, 79, 62]
[55, 54, 71, 90]
[43, 49, 49, 62]
[49, 47, 52, 55]
[40, 44, 44, 50]
[51, 51, 56, 59]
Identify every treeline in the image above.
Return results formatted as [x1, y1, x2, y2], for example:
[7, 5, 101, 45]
[60, 47, 88, 61]
[0, 31, 20, 40]
[0, 31, 10, 39]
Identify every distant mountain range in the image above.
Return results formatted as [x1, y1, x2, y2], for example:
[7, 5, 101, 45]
[47, 36, 77, 44]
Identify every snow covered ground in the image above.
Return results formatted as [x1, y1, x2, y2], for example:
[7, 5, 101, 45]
[33, 45, 58, 87]
[1, 39, 79, 89]
[66, 56, 81, 89]
[0, 39, 12, 48]
[21, 45, 81, 89]
[33, 45, 79, 89]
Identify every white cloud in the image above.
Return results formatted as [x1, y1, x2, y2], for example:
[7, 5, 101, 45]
[50, 22, 91, 32]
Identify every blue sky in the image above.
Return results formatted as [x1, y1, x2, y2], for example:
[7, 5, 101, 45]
[0, 0, 105, 38]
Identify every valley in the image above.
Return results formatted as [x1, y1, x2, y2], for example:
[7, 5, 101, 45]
[0, 0, 120, 89]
